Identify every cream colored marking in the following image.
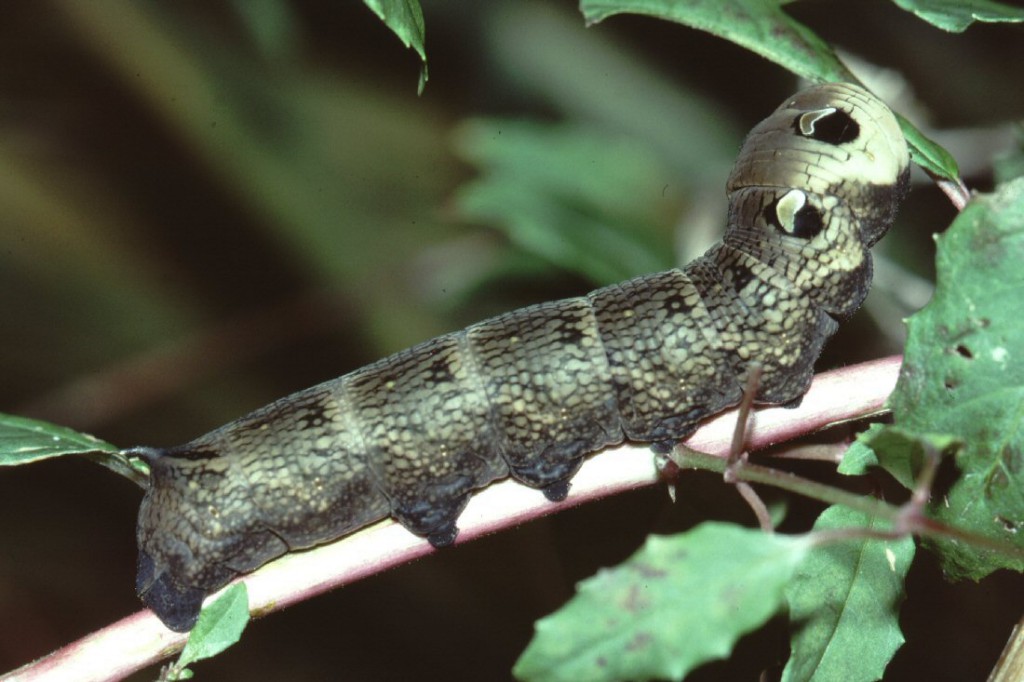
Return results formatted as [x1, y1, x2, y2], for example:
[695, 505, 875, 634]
[775, 189, 807, 235]
[885, 547, 897, 572]
[798, 107, 837, 137]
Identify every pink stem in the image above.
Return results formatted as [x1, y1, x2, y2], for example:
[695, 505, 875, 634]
[2, 355, 903, 682]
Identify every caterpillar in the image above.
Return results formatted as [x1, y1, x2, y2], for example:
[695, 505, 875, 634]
[127, 82, 911, 632]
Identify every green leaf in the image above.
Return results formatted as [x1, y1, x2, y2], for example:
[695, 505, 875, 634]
[514, 523, 811, 682]
[891, 0, 1024, 32]
[580, 0, 857, 83]
[174, 583, 250, 675]
[453, 119, 675, 285]
[578, 1, 962, 188]
[783, 506, 915, 682]
[843, 426, 962, 490]
[897, 113, 961, 182]
[0, 411, 117, 465]
[889, 177, 1024, 579]
[362, 0, 428, 93]
[837, 424, 886, 477]
[0, 411, 146, 486]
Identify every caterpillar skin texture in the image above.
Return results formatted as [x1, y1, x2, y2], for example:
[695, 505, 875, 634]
[130, 82, 911, 632]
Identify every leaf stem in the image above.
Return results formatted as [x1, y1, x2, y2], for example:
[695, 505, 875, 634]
[674, 447, 900, 523]
[674, 444, 1024, 562]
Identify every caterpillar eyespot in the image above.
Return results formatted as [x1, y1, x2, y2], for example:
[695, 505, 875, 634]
[768, 189, 826, 239]
[794, 107, 860, 144]
[126, 82, 911, 632]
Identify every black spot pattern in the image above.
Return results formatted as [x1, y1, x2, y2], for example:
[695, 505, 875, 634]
[794, 108, 860, 144]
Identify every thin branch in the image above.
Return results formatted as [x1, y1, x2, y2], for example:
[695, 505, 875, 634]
[722, 364, 773, 531]
[2, 356, 903, 682]
[735, 480, 774, 532]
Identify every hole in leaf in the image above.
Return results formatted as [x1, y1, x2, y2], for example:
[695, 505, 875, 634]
[996, 516, 1020, 533]
[955, 344, 973, 360]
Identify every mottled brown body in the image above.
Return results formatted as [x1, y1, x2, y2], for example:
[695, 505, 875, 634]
[130, 82, 911, 632]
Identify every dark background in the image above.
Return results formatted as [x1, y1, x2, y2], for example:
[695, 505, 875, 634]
[1, 1, 1022, 679]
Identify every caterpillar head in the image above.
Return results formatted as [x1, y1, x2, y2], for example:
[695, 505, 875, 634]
[131, 444, 252, 632]
[724, 82, 911, 316]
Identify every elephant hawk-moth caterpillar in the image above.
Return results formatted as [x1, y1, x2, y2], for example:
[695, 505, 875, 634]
[127, 82, 911, 632]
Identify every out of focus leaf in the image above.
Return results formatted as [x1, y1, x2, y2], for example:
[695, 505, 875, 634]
[454, 120, 676, 285]
[891, 0, 1024, 32]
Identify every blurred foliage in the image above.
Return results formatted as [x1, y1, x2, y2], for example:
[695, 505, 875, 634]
[452, 119, 681, 286]
[892, 0, 1024, 32]
[1, 1, 1023, 680]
